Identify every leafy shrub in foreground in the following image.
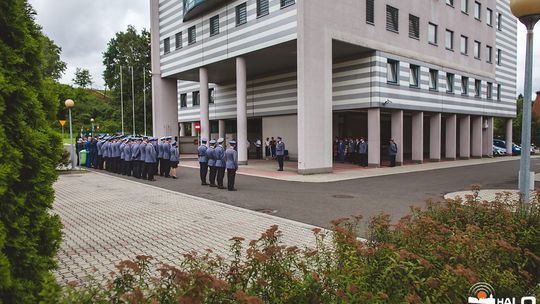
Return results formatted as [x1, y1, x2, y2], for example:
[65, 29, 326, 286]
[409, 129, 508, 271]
[60, 191, 540, 303]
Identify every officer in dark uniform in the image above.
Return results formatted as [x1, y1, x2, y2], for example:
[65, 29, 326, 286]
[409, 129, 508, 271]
[131, 137, 141, 178]
[198, 138, 208, 185]
[207, 139, 217, 187]
[215, 138, 226, 189]
[145, 138, 157, 181]
[158, 137, 164, 176]
[140, 136, 148, 180]
[123, 137, 133, 176]
[225, 140, 238, 191]
[162, 136, 172, 177]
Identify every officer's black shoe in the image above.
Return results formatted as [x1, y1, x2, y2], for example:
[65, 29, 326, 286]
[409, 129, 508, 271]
[202, 182, 208, 185]
[217, 186, 225, 189]
[172, 176, 177, 179]
[228, 188, 237, 191]
[277, 169, 283, 171]
[209, 184, 217, 187]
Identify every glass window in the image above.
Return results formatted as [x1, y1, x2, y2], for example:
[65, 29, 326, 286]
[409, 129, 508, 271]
[387, 59, 399, 83]
[281, 0, 295, 8]
[164, 37, 170, 54]
[487, 8, 493, 26]
[410, 65, 420, 87]
[210, 15, 219, 36]
[446, 73, 455, 93]
[366, 0, 375, 24]
[175, 32, 182, 49]
[474, 79, 481, 97]
[486, 45, 492, 63]
[180, 93, 187, 108]
[209, 88, 214, 104]
[487, 82, 493, 99]
[257, 0, 269, 17]
[497, 49, 502, 65]
[429, 69, 438, 90]
[460, 35, 468, 55]
[236, 3, 247, 26]
[192, 91, 200, 106]
[446, 0, 454, 6]
[428, 23, 438, 45]
[474, 40, 481, 59]
[474, 1, 481, 20]
[445, 30, 454, 50]
[461, 0, 468, 13]
[188, 26, 196, 44]
[409, 15, 420, 39]
[386, 5, 399, 32]
[497, 13, 502, 30]
[461, 76, 469, 95]
[497, 84, 501, 100]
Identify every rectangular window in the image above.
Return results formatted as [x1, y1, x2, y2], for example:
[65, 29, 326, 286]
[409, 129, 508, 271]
[410, 64, 420, 87]
[461, 76, 469, 95]
[164, 37, 170, 54]
[487, 8, 493, 26]
[188, 26, 196, 44]
[487, 82, 493, 99]
[429, 69, 438, 90]
[192, 91, 200, 106]
[497, 49, 502, 65]
[257, 0, 269, 17]
[387, 59, 399, 83]
[461, 0, 468, 13]
[460, 35, 468, 55]
[497, 84, 501, 100]
[445, 30, 454, 50]
[475, 79, 481, 97]
[281, 0, 294, 8]
[474, 1, 481, 20]
[236, 3, 247, 26]
[386, 5, 399, 32]
[446, 73, 455, 93]
[175, 32, 182, 49]
[180, 93, 187, 107]
[497, 13, 502, 30]
[446, 0, 454, 6]
[428, 23, 438, 45]
[210, 15, 219, 36]
[409, 15, 420, 39]
[486, 45, 493, 63]
[474, 40, 481, 59]
[209, 88, 214, 104]
[366, 0, 375, 24]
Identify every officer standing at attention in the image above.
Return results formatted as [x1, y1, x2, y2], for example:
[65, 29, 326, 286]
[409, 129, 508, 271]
[276, 136, 285, 171]
[131, 137, 141, 178]
[169, 141, 179, 179]
[120, 138, 127, 175]
[145, 138, 158, 181]
[96, 136, 104, 170]
[225, 140, 238, 191]
[215, 138, 226, 189]
[124, 138, 133, 176]
[140, 136, 148, 180]
[207, 139, 217, 187]
[359, 137, 368, 167]
[198, 138, 209, 185]
[158, 137, 164, 176]
[162, 136, 172, 178]
[388, 138, 398, 167]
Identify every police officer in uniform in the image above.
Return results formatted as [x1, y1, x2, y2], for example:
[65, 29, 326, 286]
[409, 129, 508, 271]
[124, 138, 133, 176]
[215, 138, 226, 189]
[131, 137, 141, 178]
[96, 136, 104, 170]
[276, 136, 285, 171]
[158, 137, 164, 176]
[120, 138, 127, 175]
[140, 136, 148, 180]
[162, 136, 172, 178]
[198, 138, 209, 185]
[145, 138, 157, 181]
[207, 139, 217, 187]
[225, 140, 238, 191]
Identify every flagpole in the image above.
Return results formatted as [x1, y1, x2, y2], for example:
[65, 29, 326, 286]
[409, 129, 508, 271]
[120, 66, 124, 135]
[143, 66, 147, 136]
[131, 66, 136, 135]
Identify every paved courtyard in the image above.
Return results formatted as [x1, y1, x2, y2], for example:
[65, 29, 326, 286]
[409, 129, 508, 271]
[53, 172, 318, 285]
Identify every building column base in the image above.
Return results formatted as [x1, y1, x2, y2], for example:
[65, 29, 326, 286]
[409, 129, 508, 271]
[459, 157, 470, 160]
[238, 161, 248, 165]
[298, 167, 333, 175]
[445, 157, 456, 161]
[396, 162, 403, 166]
[413, 160, 423, 164]
[429, 158, 441, 162]
[368, 164, 380, 168]
[471, 156, 482, 159]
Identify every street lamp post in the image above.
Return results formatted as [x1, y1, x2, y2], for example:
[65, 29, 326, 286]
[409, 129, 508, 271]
[91, 118, 95, 135]
[510, 0, 540, 205]
[65, 99, 76, 169]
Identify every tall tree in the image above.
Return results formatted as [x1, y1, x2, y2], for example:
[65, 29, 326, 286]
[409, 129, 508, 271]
[72, 67, 93, 88]
[0, 0, 63, 302]
[40, 35, 66, 81]
[103, 25, 151, 135]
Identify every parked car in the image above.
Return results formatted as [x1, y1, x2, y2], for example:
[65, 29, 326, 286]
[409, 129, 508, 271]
[493, 138, 534, 155]
[493, 145, 506, 156]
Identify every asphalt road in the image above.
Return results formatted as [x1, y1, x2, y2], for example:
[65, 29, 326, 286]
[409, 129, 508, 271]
[92, 158, 540, 235]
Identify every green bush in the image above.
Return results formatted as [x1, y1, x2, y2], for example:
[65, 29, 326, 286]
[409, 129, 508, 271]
[0, 0, 63, 302]
[60, 191, 540, 303]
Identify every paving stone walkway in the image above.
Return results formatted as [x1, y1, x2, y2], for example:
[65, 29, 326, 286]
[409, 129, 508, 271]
[53, 171, 318, 285]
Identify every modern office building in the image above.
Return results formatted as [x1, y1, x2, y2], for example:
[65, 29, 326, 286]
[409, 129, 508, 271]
[150, 0, 517, 174]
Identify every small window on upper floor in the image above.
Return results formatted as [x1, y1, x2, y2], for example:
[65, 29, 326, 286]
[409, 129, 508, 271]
[180, 93, 187, 108]
[281, 0, 295, 8]
[236, 3, 247, 26]
[429, 69, 438, 91]
[410, 64, 420, 88]
[461, 76, 469, 95]
[497, 84, 501, 100]
[192, 91, 200, 106]
[164, 37, 170, 54]
[497, 48, 502, 65]
[175, 32, 182, 49]
[487, 82, 493, 99]
[409, 14, 420, 39]
[497, 13, 503, 30]
[445, 29, 454, 50]
[366, 0, 375, 24]
[208, 88, 214, 104]
[474, 40, 481, 59]
[387, 59, 399, 84]
[386, 5, 399, 32]
[257, 0, 269, 17]
[474, 79, 481, 97]
[486, 45, 493, 63]
[474, 1, 481, 20]
[446, 0, 454, 7]
[461, 0, 468, 13]
[188, 26, 196, 45]
[460, 35, 468, 55]
[487, 8, 493, 26]
[428, 23, 438, 45]
[446, 73, 455, 93]
[210, 15, 220, 36]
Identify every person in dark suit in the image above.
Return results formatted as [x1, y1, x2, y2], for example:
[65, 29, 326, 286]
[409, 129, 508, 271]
[388, 139, 398, 167]
[225, 140, 238, 191]
[198, 138, 209, 185]
[215, 138, 226, 189]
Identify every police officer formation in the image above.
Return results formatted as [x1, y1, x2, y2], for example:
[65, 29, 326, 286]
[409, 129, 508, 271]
[197, 137, 239, 191]
[80, 135, 180, 181]
[334, 137, 398, 167]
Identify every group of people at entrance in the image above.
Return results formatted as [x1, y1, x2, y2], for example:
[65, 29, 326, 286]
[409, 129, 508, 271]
[197, 138, 239, 191]
[334, 137, 398, 167]
[84, 135, 180, 181]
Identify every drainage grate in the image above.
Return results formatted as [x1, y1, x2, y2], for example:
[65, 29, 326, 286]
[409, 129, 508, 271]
[332, 194, 355, 199]
[254, 209, 277, 215]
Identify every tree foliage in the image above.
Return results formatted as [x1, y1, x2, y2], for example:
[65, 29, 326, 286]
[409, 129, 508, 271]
[0, 0, 63, 302]
[494, 94, 540, 146]
[103, 25, 151, 135]
[72, 68, 93, 89]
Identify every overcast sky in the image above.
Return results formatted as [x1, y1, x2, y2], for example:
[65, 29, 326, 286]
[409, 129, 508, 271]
[30, 0, 539, 96]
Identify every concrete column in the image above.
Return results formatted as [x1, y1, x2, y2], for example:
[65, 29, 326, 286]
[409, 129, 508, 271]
[430, 113, 442, 161]
[445, 114, 457, 160]
[368, 108, 380, 167]
[483, 117, 493, 157]
[179, 123, 185, 136]
[199, 67, 210, 141]
[218, 119, 226, 140]
[297, 14, 333, 174]
[459, 115, 471, 159]
[471, 116, 483, 158]
[391, 110, 403, 165]
[506, 119, 513, 155]
[191, 122, 197, 136]
[412, 112, 424, 163]
[236, 57, 248, 165]
[150, 0, 178, 138]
